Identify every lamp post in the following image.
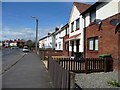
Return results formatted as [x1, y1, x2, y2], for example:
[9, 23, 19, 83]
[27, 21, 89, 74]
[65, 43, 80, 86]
[31, 16, 38, 53]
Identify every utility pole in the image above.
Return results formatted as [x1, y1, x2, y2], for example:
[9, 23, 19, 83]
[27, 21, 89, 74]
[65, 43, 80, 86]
[31, 16, 38, 53]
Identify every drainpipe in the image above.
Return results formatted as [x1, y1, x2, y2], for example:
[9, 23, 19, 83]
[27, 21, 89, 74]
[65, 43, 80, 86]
[118, 31, 120, 84]
[83, 27, 86, 58]
[83, 15, 86, 58]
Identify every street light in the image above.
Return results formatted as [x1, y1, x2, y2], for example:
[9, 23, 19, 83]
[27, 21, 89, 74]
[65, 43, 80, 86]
[31, 16, 38, 53]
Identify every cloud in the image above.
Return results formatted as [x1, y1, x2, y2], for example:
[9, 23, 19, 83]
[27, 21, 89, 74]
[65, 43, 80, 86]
[2, 27, 36, 41]
[2, 27, 54, 41]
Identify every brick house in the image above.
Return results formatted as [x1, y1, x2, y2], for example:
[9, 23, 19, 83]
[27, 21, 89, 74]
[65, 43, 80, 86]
[81, 1, 120, 71]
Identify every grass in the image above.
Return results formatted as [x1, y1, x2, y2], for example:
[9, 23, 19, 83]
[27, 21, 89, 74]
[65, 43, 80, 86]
[107, 80, 120, 87]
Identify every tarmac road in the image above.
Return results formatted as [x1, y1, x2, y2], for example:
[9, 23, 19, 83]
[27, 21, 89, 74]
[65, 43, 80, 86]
[2, 52, 53, 88]
[1, 48, 24, 74]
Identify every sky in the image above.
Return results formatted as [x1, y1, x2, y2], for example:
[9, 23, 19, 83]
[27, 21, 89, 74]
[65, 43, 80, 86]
[2, 2, 95, 41]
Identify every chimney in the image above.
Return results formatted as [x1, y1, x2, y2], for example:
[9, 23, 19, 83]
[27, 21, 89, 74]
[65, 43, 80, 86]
[55, 27, 59, 32]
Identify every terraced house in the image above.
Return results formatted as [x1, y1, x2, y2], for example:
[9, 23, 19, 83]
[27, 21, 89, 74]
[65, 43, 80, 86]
[67, 2, 91, 57]
[39, 1, 120, 71]
[54, 27, 65, 51]
[81, 1, 120, 71]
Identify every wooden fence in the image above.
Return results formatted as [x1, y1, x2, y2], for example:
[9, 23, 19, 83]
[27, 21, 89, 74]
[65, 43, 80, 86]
[53, 58, 113, 74]
[39, 49, 63, 60]
[48, 56, 75, 89]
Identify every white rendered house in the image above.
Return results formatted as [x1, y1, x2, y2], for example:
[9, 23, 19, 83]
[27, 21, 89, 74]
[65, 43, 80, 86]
[54, 27, 65, 51]
[68, 2, 91, 56]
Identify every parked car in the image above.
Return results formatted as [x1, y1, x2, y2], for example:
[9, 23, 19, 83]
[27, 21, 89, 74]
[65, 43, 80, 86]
[22, 45, 29, 52]
[11, 46, 19, 49]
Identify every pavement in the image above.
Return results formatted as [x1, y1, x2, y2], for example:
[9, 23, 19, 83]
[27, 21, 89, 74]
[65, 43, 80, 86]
[2, 52, 53, 88]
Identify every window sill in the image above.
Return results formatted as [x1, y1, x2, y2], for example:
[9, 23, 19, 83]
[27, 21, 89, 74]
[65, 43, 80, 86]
[87, 50, 98, 53]
[75, 28, 79, 31]
[65, 34, 69, 36]
[71, 30, 74, 33]
[89, 22, 96, 26]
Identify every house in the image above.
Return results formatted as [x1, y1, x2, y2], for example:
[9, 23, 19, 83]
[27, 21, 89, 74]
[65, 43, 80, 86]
[17, 39, 25, 48]
[54, 27, 65, 51]
[62, 23, 69, 56]
[39, 30, 56, 49]
[3, 40, 9, 48]
[81, 1, 120, 71]
[39, 36, 48, 49]
[68, 2, 91, 57]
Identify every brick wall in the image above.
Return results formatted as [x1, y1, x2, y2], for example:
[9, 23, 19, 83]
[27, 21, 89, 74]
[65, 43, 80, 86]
[63, 35, 69, 56]
[85, 13, 120, 71]
[39, 49, 63, 56]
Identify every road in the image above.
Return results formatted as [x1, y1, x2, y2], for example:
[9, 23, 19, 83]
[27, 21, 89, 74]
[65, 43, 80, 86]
[2, 52, 53, 88]
[1, 48, 24, 74]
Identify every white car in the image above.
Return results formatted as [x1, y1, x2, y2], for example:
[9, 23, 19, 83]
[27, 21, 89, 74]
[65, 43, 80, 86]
[22, 45, 30, 52]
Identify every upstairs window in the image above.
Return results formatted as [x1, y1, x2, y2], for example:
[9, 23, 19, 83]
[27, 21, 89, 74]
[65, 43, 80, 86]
[90, 10, 96, 23]
[76, 18, 80, 30]
[71, 22, 74, 32]
[65, 27, 69, 35]
[88, 37, 98, 51]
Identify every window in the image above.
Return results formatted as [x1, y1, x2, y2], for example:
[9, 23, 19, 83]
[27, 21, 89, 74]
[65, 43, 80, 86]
[88, 37, 98, 51]
[65, 27, 69, 35]
[59, 42, 61, 49]
[76, 18, 80, 30]
[71, 22, 74, 32]
[90, 10, 96, 23]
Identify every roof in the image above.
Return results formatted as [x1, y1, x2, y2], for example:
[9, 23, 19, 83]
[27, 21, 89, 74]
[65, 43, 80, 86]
[61, 23, 69, 30]
[81, 2, 103, 15]
[73, 2, 91, 13]
[39, 36, 48, 41]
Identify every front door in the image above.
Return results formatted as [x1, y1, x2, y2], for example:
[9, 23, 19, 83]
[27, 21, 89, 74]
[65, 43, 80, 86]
[71, 41, 74, 56]
[76, 40, 79, 52]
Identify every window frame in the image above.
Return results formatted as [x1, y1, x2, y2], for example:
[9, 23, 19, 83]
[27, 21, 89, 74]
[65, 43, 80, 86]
[76, 18, 80, 30]
[88, 37, 98, 51]
[71, 22, 74, 32]
[65, 27, 69, 35]
[90, 9, 96, 23]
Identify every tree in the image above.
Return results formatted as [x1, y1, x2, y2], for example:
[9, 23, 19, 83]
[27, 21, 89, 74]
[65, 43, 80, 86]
[26, 40, 34, 49]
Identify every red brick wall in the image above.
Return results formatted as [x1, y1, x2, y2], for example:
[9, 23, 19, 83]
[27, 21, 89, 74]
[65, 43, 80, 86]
[63, 35, 69, 56]
[45, 50, 63, 56]
[85, 13, 120, 71]
[39, 49, 63, 56]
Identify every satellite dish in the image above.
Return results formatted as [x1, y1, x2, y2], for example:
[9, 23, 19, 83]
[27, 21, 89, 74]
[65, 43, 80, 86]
[115, 23, 120, 34]
[94, 19, 102, 30]
[110, 19, 120, 26]
[94, 19, 102, 25]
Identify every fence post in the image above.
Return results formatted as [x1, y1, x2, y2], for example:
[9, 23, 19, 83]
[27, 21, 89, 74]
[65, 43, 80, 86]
[43, 50, 45, 60]
[104, 58, 107, 72]
[85, 58, 88, 74]
[47, 55, 50, 70]
[69, 72, 75, 90]
[47, 55, 52, 70]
